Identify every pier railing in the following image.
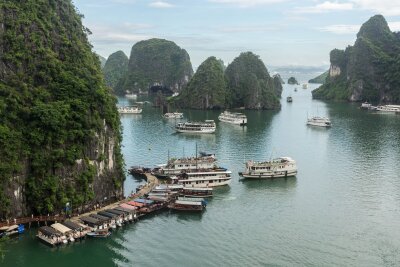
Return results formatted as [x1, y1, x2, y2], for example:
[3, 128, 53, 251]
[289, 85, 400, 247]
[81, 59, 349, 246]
[0, 215, 66, 228]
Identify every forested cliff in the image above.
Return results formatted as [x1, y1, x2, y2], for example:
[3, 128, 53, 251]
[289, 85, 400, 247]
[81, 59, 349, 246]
[312, 15, 400, 102]
[0, 0, 124, 218]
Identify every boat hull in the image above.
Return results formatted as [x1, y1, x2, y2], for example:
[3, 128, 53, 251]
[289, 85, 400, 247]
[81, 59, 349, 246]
[239, 170, 297, 179]
[218, 117, 247, 126]
[175, 128, 215, 134]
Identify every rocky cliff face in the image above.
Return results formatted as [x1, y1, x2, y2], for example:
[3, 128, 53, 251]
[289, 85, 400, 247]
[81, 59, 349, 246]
[176, 57, 226, 109]
[103, 50, 129, 92]
[312, 15, 400, 102]
[0, 0, 124, 218]
[117, 38, 193, 94]
[225, 52, 281, 110]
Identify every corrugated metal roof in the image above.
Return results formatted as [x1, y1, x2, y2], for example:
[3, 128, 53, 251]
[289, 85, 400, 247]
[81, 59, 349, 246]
[51, 223, 72, 234]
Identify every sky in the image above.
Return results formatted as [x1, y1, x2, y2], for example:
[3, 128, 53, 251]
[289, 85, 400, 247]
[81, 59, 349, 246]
[73, 0, 400, 69]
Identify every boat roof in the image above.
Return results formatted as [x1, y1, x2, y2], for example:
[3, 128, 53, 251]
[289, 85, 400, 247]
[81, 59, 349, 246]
[98, 211, 118, 218]
[115, 206, 135, 213]
[51, 223, 72, 234]
[90, 214, 110, 222]
[127, 201, 145, 207]
[183, 187, 213, 191]
[134, 198, 154, 204]
[175, 200, 202, 206]
[39, 226, 61, 236]
[177, 197, 204, 202]
[248, 157, 295, 165]
[61, 221, 83, 231]
[185, 170, 231, 175]
[80, 216, 102, 225]
[106, 209, 126, 215]
[119, 203, 137, 210]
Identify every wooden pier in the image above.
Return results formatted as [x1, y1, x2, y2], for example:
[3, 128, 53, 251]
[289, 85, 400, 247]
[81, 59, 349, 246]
[0, 173, 160, 228]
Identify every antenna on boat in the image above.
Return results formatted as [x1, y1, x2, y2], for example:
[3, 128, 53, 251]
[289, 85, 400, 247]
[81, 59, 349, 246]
[195, 142, 198, 170]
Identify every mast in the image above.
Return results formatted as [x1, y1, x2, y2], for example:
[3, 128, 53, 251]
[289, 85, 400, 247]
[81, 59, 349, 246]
[195, 142, 198, 170]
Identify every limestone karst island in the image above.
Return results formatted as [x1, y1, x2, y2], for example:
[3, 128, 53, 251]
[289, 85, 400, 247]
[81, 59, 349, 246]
[1, 1, 400, 266]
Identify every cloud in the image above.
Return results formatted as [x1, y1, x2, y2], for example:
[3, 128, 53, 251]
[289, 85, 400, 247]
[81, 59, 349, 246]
[86, 23, 153, 45]
[216, 25, 281, 33]
[149, 1, 174, 8]
[351, 0, 400, 16]
[317, 24, 360, 34]
[209, 0, 287, 8]
[317, 21, 400, 34]
[292, 1, 353, 14]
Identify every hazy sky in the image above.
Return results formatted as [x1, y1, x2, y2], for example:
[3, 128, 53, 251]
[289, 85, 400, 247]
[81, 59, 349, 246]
[73, 0, 400, 68]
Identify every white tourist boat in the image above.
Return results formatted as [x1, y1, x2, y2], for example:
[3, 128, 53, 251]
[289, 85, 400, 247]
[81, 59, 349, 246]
[360, 101, 372, 109]
[154, 153, 231, 187]
[239, 157, 297, 179]
[302, 83, 308, 89]
[125, 92, 137, 99]
[175, 120, 216, 133]
[306, 116, 331, 127]
[375, 105, 400, 113]
[218, 111, 247, 126]
[163, 112, 183, 119]
[118, 106, 142, 114]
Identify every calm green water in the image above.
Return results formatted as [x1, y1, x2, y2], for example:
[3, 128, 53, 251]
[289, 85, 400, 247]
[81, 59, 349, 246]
[2, 83, 400, 266]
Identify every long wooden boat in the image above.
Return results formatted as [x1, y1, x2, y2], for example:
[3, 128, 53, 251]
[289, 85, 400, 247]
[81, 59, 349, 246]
[168, 200, 206, 211]
[87, 229, 110, 238]
[181, 187, 213, 198]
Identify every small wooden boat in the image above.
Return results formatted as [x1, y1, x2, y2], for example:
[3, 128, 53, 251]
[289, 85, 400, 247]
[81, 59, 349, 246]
[87, 229, 110, 238]
[181, 187, 213, 198]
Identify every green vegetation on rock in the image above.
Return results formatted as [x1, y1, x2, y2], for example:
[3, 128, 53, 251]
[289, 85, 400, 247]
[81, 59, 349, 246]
[176, 57, 226, 109]
[225, 52, 281, 109]
[309, 70, 328, 84]
[117, 38, 193, 94]
[272, 74, 283, 96]
[287, 77, 299, 85]
[98, 55, 107, 69]
[103, 51, 129, 91]
[0, 0, 124, 217]
[312, 15, 400, 102]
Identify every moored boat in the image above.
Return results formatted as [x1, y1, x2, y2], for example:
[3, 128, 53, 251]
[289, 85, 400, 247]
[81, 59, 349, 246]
[218, 111, 247, 126]
[306, 116, 331, 127]
[287, 96, 293, 102]
[125, 92, 137, 99]
[168, 199, 206, 211]
[175, 120, 216, 134]
[181, 187, 213, 198]
[87, 229, 111, 238]
[37, 226, 66, 246]
[239, 157, 297, 179]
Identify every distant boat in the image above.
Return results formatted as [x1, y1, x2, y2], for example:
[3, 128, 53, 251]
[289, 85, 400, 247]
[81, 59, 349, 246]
[294, 88, 297, 92]
[175, 120, 216, 133]
[360, 101, 372, 109]
[375, 105, 400, 113]
[307, 116, 332, 127]
[218, 111, 247, 126]
[118, 106, 142, 114]
[302, 83, 308, 89]
[239, 157, 297, 179]
[125, 93, 137, 99]
[287, 96, 293, 102]
[163, 112, 183, 119]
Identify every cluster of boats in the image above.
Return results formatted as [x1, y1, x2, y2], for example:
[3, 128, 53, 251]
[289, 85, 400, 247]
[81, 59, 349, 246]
[0, 224, 25, 238]
[361, 102, 400, 113]
[172, 111, 248, 134]
[37, 206, 137, 246]
[131, 151, 299, 185]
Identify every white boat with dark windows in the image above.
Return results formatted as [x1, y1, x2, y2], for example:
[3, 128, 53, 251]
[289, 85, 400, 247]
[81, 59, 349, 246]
[218, 111, 247, 126]
[118, 106, 142, 114]
[376, 105, 400, 113]
[175, 120, 216, 133]
[163, 112, 183, 119]
[239, 157, 297, 179]
[154, 152, 231, 187]
[360, 101, 372, 109]
[306, 116, 332, 127]
[125, 92, 137, 99]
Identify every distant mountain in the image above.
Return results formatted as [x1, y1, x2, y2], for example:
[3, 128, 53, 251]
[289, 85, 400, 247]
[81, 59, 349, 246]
[309, 70, 328, 84]
[103, 51, 128, 91]
[225, 52, 281, 110]
[117, 38, 193, 94]
[288, 77, 299, 85]
[312, 15, 400, 102]
[176, 57, 226, 109]
[98, 55, 107, 69]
